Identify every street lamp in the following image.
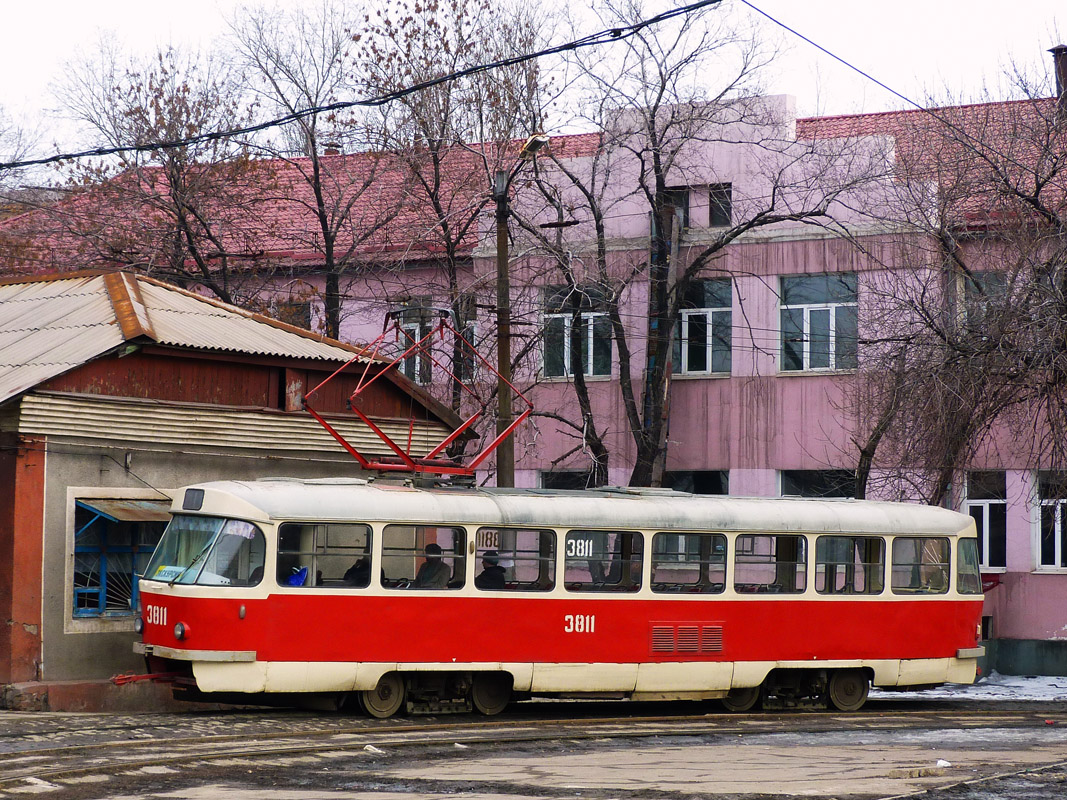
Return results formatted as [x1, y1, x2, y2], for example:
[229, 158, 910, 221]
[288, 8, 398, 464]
[493, 133, 549, 488]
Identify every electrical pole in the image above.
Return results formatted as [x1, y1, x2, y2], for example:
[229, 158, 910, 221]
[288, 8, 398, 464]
[494, 169, 515, 488]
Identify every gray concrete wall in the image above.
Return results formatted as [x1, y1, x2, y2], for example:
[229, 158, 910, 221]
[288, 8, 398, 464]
[42, 441, 362, 682]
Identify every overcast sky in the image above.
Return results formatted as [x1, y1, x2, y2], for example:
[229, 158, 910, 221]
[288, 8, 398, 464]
[1, 0, 1064, 156]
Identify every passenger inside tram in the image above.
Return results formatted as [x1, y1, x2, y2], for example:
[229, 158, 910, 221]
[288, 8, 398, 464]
[413, 543, 451, 588]
[475, 550, 506, 590]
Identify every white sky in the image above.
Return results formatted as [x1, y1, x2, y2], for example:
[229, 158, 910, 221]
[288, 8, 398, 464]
[1, 0, 1064, 156]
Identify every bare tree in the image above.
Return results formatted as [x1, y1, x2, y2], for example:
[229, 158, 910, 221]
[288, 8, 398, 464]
[30, 44, 271, 304]
[229, 1, 405, 338]
[360, 0, 549, 422]
[843, 60, 1067, 503]
[514, 0, 889, 487]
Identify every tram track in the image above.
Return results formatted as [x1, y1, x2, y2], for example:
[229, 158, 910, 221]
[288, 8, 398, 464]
[0, 707, 1063, 795]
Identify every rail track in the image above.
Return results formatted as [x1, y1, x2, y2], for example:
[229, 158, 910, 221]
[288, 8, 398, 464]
[1, 705, 1065, 797]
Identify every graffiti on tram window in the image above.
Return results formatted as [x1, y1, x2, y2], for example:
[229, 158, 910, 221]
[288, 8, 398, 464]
[564, 613, 596, 633]
[564, 530, 643, 593]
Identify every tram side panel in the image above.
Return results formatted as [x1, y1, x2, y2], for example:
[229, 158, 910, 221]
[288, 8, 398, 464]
[137, 588, 982, 695]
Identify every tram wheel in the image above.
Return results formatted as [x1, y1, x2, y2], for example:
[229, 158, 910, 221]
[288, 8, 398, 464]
[361, 673, 406, 718]
[471, 672, 512, 716]
[827, 669, 869, 712]
[721, 686, 761, 712]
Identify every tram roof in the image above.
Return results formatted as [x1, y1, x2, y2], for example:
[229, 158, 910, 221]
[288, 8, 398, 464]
[176, 477, 974, 537]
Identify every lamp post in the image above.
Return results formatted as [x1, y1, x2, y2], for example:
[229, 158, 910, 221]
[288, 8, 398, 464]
[494, 133, 549, 488]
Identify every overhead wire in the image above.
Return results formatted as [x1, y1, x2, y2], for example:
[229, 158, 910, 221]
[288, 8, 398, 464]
[0, 0, 723, 172]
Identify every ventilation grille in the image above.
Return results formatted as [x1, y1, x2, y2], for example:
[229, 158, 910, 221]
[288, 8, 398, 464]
[650, 622, 723, 654]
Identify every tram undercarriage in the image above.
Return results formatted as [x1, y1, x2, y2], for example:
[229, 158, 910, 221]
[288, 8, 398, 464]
[145, 653, 977, 717]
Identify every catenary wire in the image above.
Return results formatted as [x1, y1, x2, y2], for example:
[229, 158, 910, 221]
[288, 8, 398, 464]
[0, 0, 723, 172]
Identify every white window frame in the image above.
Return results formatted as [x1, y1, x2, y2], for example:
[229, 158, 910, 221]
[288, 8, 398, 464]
[679, 307, 731, 375]
[398, 320, 432, 385]
[1038, 498, 1067, 571]
[965, 495, 1007, 571]
[779, 275, 857, 373]
[544, 311, 611, 378]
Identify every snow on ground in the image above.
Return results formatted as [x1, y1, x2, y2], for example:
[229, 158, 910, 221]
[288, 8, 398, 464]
[872, 671, 1067, 702]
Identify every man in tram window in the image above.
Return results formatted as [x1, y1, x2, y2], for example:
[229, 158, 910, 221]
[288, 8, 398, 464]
[475, 550, 506, 590]
[343, 556, 371, 587]
[413, 542, 451, 588]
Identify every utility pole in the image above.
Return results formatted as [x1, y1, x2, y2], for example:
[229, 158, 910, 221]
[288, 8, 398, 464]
[494, 169, 515, 488]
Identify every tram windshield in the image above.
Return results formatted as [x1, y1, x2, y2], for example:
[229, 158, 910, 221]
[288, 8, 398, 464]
[143, 515, 266, 586]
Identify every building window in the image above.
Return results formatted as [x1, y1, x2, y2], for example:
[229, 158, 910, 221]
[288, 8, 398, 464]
[454, 294, 478, 383]
[965, 471, 1006, 569]
[394, 298, 434, 384]
[664, 470, 728, 494]
[73, 499, 170, 617]
[650, 187, 690, 246]
[1039, 472, 1067, 569]
[781, 469, 855, 498]
[543, 286, 611, 378]
[673, 279, 731, 375]
[709, 183, 732, 227]
[542, 471, 599, 490]
[963, 271, 1007, 327]
[780, 273, 858, 371]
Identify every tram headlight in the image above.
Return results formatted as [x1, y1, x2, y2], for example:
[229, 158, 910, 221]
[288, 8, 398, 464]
[134, 617, 144, 634]
[174, 622, 190, 641]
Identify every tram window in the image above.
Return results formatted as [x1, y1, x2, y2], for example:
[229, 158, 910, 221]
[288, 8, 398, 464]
[474, 527, 555, 591]
[564, 530, 643, 592]
[957, 538, 983, 595]
[651, 533, 725, 593]
[733, 534, 806, 593]
[891, 537, 950, 594]
[277, 523, 371, 588]
[815, 536, 884, 595]
[382, 525, 466, 590]
[146, 516, 265, 588]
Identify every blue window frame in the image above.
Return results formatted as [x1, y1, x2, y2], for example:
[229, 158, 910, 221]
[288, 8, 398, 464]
[74, 499, 169, 618]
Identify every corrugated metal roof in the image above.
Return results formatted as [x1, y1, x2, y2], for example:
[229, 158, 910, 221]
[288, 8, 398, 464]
[16, 392, 449, 457]
[0, 272, 371, 405]
[136, 280, 362, 362]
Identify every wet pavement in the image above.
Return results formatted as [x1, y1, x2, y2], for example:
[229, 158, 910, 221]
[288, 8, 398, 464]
[0, 702, 1065, 799]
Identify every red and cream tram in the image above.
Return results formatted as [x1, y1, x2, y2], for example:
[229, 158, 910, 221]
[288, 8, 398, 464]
[134, 477, 985, 716]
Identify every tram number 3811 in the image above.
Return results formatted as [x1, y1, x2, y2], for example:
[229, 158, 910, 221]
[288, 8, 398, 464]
[564, 614, 595, 633]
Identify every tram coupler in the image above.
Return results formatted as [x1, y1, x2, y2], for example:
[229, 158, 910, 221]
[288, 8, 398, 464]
[111, 671, 182, 686]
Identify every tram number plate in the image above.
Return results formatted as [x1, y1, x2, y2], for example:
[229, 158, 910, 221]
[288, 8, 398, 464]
[145, 605, 167, 626]
[564, 614, 595, 633]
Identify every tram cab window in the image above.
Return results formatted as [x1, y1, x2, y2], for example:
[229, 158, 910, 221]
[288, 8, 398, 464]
[957, 539, 983, 595]
[474, 527, 556, 591]
[651, 533, 725, 593]
[145, 516, 265, 587]
[891, 537, 950, 594]
[815, 536, 884, 595]
[382, 525, 466, 590]
[564, 530, 642, 592]
[276, 523, 372, 588]
[734, 534, 806, 593]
